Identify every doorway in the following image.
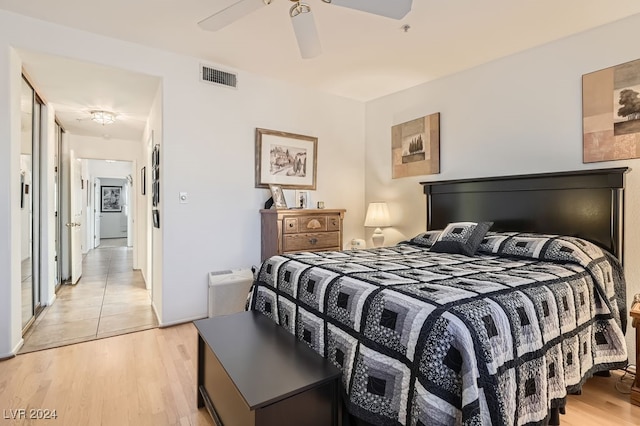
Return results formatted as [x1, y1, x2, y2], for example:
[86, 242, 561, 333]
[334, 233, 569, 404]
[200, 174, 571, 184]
[20, 159, 156, 353]
[15, 49, 161, 352]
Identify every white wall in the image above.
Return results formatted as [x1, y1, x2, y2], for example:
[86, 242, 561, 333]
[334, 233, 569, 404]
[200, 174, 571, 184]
[365, 13, 640, 357]
[159, 61, 365, 325]
[0, 46, 23, 357]
[0, 9, 365, 351]
[142, 89, 162, 317]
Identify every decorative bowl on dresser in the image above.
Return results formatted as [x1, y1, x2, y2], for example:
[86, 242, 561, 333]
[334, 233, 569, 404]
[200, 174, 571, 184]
[260, 208, 346, 261]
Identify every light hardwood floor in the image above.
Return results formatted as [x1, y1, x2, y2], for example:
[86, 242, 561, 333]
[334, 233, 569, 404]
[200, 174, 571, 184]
[0, 323, 213, 426]
[19, 239, 158, 354]
[1, 321, 638, 425]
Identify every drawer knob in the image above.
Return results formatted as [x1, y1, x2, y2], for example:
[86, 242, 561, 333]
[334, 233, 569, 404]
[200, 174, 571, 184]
[309, 238, 318, 245]
[289, 223, 294, 228]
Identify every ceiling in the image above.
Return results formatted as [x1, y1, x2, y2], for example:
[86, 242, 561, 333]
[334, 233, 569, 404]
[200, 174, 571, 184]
[5, 0, 640, 140]
[20, 50, 161, 141]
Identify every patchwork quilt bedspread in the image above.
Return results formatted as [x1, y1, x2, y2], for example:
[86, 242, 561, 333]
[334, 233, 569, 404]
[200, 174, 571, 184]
[248, 232, 628, 425]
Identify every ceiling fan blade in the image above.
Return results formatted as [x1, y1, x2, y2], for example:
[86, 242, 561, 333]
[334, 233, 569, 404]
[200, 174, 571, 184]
[329, 0, 412, 19]
[198, 0, 267, 32]
[291, 12, 322, 59]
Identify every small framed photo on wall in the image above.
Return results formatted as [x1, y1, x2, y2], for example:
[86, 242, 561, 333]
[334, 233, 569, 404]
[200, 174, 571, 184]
[152, 209, 160, 228]
[101, 186, 123, 212]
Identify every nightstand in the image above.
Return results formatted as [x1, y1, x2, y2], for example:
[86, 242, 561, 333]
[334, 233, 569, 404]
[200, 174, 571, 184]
[630, 297, 640, 406]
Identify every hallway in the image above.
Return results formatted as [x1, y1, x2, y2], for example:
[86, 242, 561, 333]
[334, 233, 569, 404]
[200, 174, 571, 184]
[20, 238, 158, 353]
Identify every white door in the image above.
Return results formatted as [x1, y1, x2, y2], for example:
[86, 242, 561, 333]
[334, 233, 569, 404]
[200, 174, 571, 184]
[68, 150, 83, 284]
[94, 178, 101, 248]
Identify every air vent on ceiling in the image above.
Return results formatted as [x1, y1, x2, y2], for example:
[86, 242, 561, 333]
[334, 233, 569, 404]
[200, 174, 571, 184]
[200, 64, 237, 89]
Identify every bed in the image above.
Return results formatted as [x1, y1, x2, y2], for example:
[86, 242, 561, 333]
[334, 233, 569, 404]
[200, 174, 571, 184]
[248, 167, 629, 425]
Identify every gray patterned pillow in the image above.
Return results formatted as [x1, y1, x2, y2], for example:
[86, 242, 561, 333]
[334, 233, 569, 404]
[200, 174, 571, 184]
[405, 230, 443, 248]
[430, 221, 493, 256]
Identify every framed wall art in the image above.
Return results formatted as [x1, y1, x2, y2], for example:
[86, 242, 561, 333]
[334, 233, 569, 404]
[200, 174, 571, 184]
[101, 186, 122, 212]
[255, 128, 317, 189]
[140, 166, 146, 196]
[583, 58, 640, 162]
[152, 144, 160, 206]
[152, 209, 160, 228]
[392, 112, 440, 178]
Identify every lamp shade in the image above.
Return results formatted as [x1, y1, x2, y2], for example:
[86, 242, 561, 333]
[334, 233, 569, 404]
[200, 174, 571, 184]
[364, 202, 391, 228]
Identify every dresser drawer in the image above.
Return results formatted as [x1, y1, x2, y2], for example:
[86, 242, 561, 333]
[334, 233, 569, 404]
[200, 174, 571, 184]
[298, 216, 328, 232]
[261, 209, 345, 261]
[283, 217, 299, 234]
[283, 232, 340, 252]
[327, 215, 341, 231]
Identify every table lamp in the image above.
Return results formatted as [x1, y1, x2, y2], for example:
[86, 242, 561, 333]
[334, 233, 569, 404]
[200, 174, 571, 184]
[364, 202, 391, 247]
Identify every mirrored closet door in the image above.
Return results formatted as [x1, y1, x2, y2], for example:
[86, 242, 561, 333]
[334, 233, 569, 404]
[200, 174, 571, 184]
[21, 76, 43, 332]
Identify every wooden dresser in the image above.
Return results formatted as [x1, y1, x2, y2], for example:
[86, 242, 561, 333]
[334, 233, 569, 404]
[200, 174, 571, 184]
[260, 209, 346, 261]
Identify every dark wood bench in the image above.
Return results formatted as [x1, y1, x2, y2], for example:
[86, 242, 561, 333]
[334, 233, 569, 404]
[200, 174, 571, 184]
[194, 311, 341, 426]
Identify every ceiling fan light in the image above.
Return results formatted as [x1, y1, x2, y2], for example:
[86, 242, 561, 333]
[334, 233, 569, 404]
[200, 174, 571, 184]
[90, 110, 116, 125]
[290, 2, 311, 18]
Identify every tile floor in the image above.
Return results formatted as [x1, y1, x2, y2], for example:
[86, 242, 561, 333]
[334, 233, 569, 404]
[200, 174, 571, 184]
[19, 238, 158, 354]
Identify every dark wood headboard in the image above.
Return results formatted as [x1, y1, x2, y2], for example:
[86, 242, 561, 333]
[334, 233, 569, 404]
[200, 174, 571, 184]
[421, 168, 628, 263]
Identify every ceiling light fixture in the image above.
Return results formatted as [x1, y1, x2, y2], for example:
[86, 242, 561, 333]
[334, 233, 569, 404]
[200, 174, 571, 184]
[90, 110, 116, 125]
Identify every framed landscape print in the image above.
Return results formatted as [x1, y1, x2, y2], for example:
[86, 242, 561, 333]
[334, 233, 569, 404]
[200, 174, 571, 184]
[392, 112, 440, 178]
[255, 128, 317, 189]
[101, 186, 122, 212]
[583, 58, 640, 162]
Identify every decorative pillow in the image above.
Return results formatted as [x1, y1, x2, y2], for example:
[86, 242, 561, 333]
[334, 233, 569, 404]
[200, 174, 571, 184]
[403, 230, 443, 248]
[430, 221, 493, 256]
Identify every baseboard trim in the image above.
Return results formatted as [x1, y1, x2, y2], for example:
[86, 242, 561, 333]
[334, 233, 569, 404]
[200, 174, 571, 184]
[151, 301, 161, 326]
[0, 338, 24, 360]
[158, 314, 208, 328]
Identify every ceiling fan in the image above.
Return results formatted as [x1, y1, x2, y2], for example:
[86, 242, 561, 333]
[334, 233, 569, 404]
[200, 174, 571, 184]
[198, 0, 413, 59]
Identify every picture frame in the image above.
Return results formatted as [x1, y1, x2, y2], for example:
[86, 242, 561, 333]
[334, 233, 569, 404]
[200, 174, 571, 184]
[255, 128, 317, 189]
[140, 166, 146, 195]
[152, 209, 160, 228]
[20, 172, 25, 209]
[295, 190, 310, 209]
[392, 112, 440, 178]
[152, 144, 160, 206]
[269, 184, 288, 209]
[583, 58, 640, 162]
[101, 186, 122, 212]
